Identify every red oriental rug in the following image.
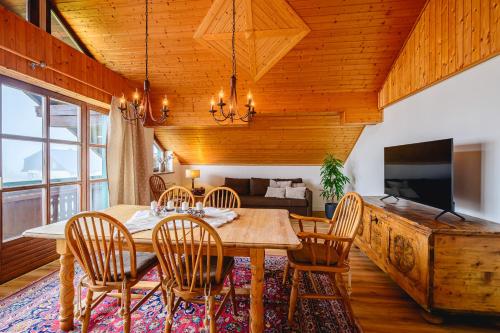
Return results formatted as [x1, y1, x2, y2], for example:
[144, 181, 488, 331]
[0, 256, 358, 332]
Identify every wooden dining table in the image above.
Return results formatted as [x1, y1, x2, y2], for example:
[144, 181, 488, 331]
[23, 205, 301, 333]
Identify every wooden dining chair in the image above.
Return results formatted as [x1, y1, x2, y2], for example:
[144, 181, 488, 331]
[150, 174, 167, 201]
[203, 186, 241, 208]
[285, 192, 364, 325]
[152, 215, 237, 333]
[158, 185, 195, 207]
[65, 212, 162, 333]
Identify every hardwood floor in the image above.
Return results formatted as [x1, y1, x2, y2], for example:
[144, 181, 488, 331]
[1, 226, 498, 333]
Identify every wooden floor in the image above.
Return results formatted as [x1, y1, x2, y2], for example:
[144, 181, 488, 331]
[1, 247, 498, 332]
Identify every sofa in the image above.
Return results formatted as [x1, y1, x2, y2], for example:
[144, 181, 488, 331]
[224, 177, 313, 216]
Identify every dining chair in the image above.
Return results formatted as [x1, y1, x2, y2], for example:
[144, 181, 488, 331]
[284, 192, 364, 324]
[203, 186, 241, 208]
[158, 185, 195, 207]
[152, 214, 237, 333]
[150, 174, 167, 201]
[65, 212, 162, 333]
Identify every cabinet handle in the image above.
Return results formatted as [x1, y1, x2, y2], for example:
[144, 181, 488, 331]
[370, 215, 378, 224]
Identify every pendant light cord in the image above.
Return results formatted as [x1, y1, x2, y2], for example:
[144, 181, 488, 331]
[145, 0, 149, 81]
[232, 0, 236, 77]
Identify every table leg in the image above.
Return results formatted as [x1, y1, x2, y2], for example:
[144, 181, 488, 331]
[57, 241, 75, 332]
[249, 248, 265, 333]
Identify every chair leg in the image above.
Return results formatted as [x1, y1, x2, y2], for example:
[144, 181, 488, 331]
[228, 272, 238, 314]
[81, 290, 93, 333]
[208, 295, 216, 333]
[122, 287, 131, 333]
[333, 273, 357, 327]
[288, 269, 300, 322]
[347, 270, 352, 296]
[282, 261, 289, 285]
[164, 288, 174, 333]
[157, 265, 168, 305]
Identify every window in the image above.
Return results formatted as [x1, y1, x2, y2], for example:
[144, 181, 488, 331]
[153, 140, 174, 173]
[153, 140, 164, 173]
[50, 10, 84, 52]
[0, 76, 109, 241]
[88, 110, 109, 210]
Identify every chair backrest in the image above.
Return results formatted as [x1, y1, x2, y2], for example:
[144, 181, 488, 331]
[203, 186, 241, 208]
[158, 185, 195, 207]
[152, 215, 225, 292]
[150, 175, 167, 201]
[329, 192, 364, 263]
[65, 212, 137, 285]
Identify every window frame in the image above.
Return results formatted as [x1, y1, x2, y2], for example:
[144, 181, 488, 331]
[0, 75, 108, 242]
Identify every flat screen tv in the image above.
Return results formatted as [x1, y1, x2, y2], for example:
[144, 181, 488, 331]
[383, 139, 458, 217]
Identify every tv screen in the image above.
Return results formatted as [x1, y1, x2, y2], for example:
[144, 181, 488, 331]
[384, 139, 454, 211]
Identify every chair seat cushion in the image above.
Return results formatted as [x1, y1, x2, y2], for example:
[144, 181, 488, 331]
[105, 252, 158, 281]
[178, 256, 234, 286]
[288, 243, 339, 266]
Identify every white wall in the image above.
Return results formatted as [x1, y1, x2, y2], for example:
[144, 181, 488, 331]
[345, 55, 500, 222]
[176, 165, 325, 211]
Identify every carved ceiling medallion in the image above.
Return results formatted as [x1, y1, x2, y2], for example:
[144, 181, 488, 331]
[194, 0, 310, 81]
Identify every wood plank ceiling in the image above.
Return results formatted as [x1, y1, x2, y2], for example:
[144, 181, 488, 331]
[26, 0, 427, 164]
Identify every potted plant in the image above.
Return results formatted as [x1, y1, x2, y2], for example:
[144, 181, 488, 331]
[320, 154, 350, 219]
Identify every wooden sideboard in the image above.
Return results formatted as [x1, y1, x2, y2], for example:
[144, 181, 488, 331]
[355, 197, 500, 317]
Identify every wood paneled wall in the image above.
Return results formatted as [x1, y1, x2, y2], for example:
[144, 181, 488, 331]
[0, 6, 134, 105]
[379, 0, 500, 107]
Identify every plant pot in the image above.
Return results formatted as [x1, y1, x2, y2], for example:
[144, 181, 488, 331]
[325, 202, 338, 219]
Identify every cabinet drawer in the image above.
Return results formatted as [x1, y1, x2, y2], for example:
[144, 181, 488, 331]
[386, 220, 430, 308]
[369, 210, 386, 260]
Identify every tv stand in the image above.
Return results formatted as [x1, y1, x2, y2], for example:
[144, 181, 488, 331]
[435, 210, 465, 220]
[380, 195, 399, 201]
[356, 196, 500, 319]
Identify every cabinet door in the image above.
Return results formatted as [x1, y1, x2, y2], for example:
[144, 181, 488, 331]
[386, 220, 430, 308]
[369, 212, 386, 260]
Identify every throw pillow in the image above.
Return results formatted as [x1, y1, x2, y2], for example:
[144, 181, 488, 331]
[250, 178, 270, 196]
[265, 186, 286, 198]
[270, 179, 292, 188]
[285, 186, 306, 199]
[292, 182, 306, 188]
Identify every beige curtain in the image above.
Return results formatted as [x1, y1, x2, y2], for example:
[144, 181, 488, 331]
[107, 97, 154, 206]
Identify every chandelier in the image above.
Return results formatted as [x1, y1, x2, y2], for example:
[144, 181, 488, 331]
[118, 0, 169, 125]
[209, 0, 256, 123]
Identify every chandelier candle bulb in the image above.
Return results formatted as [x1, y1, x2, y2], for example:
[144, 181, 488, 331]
[133, 88, 139, 105]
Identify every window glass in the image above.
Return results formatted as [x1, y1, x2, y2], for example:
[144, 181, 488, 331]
[0, 1, 27, 19]
[90, 182, 109, 211]
[50, 184, 80, 223]
[50, 10, 83, 52]
[50, 143, 80, 182]
[2, 139, 44, 187]
[166, 151, 174, 172]
[49, 99, 80, 142]
[2, 188, 45, 241]
[2, 85, 44, 138]
[89, 147, 107, 180]
[153, 142, 163, 172]
[89, 110, 107, 145]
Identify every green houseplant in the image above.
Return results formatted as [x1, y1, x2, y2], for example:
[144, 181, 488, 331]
[320, 154, 350, 219]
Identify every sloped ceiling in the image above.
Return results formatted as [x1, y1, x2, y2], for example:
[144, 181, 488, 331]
[39, 1, 425, 164]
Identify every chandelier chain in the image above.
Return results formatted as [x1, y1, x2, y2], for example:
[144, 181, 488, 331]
[145, 0, 149, 80]
[232, 0, 236, 76]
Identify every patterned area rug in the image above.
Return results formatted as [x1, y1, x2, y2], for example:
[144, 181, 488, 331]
[0, 256, 357, 333]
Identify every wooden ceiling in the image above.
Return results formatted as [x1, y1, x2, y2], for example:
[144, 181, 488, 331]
[5, 0, 427, 164]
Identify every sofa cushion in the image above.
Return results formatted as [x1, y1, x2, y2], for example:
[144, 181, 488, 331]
[240, 195, 308, 207]
[275, 178, 303, 184]
[285, 186, 306, 199]
[265, 187, 286, 198]
[224, 178, 250, 195]
[250, 178, 270, 196]
[270, 180, 292, 188]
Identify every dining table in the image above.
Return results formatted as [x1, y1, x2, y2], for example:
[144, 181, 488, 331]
[23, 205, 302, 333]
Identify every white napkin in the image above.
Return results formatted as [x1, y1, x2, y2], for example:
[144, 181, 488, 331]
[124, 208, 238, 234]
